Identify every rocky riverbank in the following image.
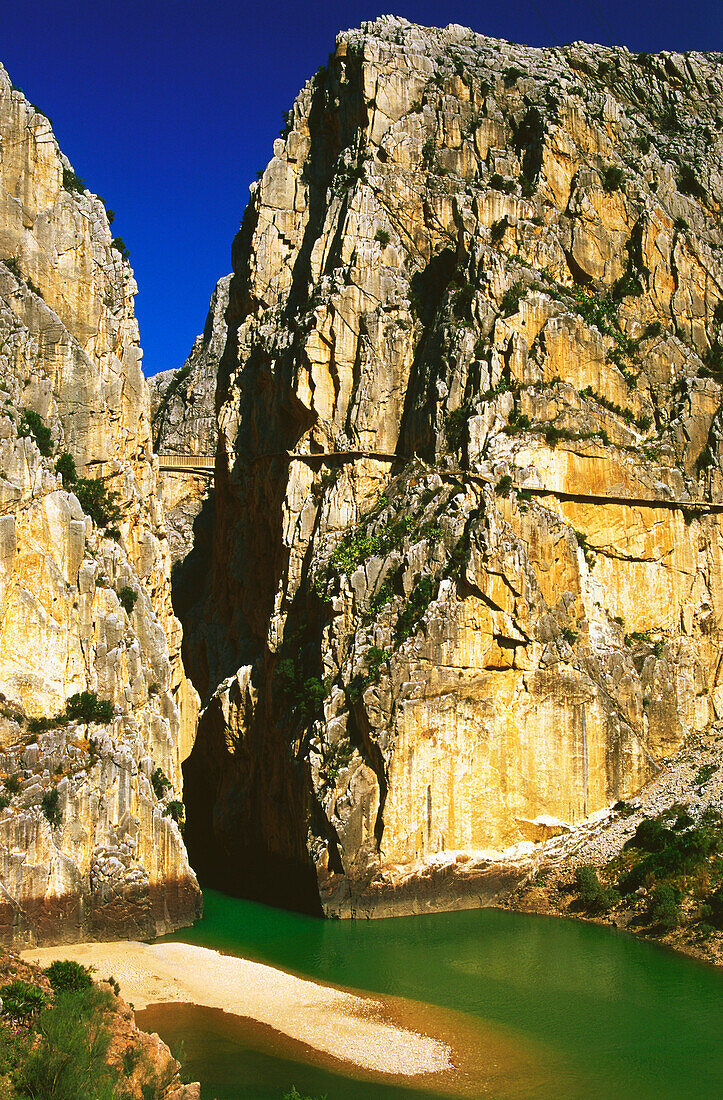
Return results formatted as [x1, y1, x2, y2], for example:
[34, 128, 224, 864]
[503, 728, 723, 965]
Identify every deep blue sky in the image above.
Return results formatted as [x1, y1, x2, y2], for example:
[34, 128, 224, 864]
[2, 1, 721, 376]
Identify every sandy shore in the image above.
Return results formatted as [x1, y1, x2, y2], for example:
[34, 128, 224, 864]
[22, 940, 452, 1077]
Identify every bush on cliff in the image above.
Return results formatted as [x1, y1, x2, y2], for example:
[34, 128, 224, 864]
[18, 409, 52, 458]
[150, 767, 171, 798]
[574, 864, 619, 913]
[55, 452, 77, 485]
[73, 476, 122, 531]
[45, 960, 93, 994]
[0, 980, 46, 1025]
[647, 883, 680, 929]
[117, 586, 138, 614]
[41, 787, 62, 828]
[65, 692, 114, 724]
[619, 811, 722, 893]
[14, 988, 117, 1100]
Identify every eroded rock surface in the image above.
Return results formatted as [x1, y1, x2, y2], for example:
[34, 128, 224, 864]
[0, 64, 200, 944]
[149, 277, 225, 565]
[176, 18, 723, 915]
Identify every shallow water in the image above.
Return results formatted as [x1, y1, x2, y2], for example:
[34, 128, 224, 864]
[144, 889, 723, 1100]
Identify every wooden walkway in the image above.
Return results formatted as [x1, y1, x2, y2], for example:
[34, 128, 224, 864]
[157, 454, 215, 475]
[155, 450, 723, 515]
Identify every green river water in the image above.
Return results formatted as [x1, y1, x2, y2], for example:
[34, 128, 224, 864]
[140, 889, 723, 1100]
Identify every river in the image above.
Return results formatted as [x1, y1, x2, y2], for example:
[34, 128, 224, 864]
[137, 889, 723, 1099]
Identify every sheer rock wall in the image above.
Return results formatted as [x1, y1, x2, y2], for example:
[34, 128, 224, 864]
[177, 18, 723, 915]
[149, 276, 225, 567]
[0, 64, 200, 944]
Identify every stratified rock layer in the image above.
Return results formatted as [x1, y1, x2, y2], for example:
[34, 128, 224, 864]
[0, 64, 200, 944]
[178, 18, 723, 915]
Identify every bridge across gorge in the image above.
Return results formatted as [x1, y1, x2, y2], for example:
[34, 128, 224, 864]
[154, 451, 723, 515]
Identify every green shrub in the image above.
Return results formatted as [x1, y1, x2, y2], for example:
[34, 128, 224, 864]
[55, 452, 77, 484]
[164, 800, 185, 827]
[105, 976, 120, 997]
[65, 692, 114, 724]
[574, 864, 619, 913]
[2, 256, 23, 281]
[489, 173, 515, 193]
[626, 817, 671, 853]
[695, 763, 717, 788]
[642, 321, 662, 339]
[123, 1047, 140, 1075]
[495, 475, 514, 496]
[421, 137, 436, 167]
[395, 575, 436, 643]
[62, 168, 85, 195]
[117, 585, 138, 614]
[151, 767, 171, 799]
[0, 792, 8, 812]
[3, 774, 22, 795]
[14, 989, 117, 1100]
[620, 812, 722, 893]
[602, 166, 624, 192]
[375, 229, 390, 246]
[18, 409, 53, 457]
[41, 787, 62, 828]
[500, 281, 526, 316]
[45, 960, 93, 994]
[364, 646, 390, 683]
[445, 405, 471, 452]
[571, 286, 618, 335]
[111, 236, 130, 261]
[490, 217, 508, 244]
[73, 475, 122, 530]
[503, 407, 531, 435]
[544, 424, 577, 447]
[422, 521, 443, 544]
[0, 980, 47, 1024]
[647, 883, 680, 928]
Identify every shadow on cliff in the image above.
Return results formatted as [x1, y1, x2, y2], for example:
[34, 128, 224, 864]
[178, 53, 377, 918]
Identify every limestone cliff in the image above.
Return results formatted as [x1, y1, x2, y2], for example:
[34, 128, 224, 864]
[176, 18, 723, 916]
[149, 277, 224, 566]
[0, 64, 200, 944]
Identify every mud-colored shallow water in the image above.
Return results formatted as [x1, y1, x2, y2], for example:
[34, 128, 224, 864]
[146, 889, 723, 1100]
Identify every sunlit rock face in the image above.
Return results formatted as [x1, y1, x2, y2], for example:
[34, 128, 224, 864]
[0, 64, 200, 944]
[177, 17, 723, 915]
[149, 276, 225, 567]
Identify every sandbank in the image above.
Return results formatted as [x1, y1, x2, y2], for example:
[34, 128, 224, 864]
[22, 940, 452, 1077]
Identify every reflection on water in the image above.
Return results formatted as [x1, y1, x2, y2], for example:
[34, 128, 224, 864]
[150, 890, 723, 1100]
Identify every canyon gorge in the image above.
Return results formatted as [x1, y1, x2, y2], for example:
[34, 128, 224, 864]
[1, 15, 723, 946]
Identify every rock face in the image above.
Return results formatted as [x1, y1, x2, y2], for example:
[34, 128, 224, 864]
[178, 18, 723, 916]
[0, 64, 200, 944]
[149, 278, 225, 565]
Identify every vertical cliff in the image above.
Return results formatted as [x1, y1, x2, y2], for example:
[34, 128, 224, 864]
[177, 18, 723, 915]
[0, 64, 200, 944]
[149, 277, 225, 567]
